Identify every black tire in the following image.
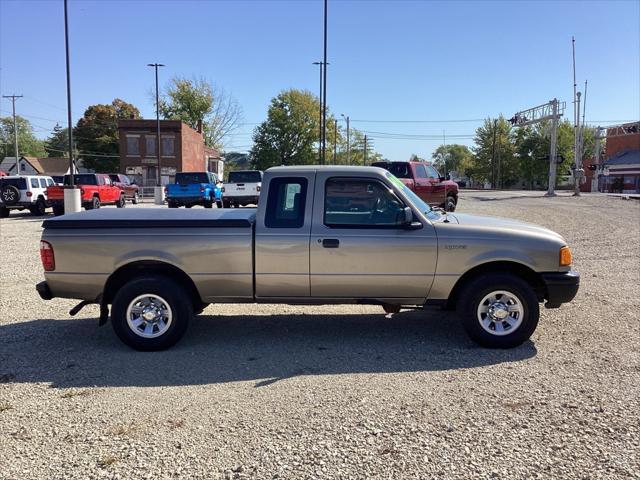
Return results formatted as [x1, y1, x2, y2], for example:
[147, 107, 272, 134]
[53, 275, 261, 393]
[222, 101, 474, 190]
[216, 200, 223, 209]
[132, 192, 139, 205]
[0, 206, 9, 218]
[203, 197, 213, 208]
[444, 195, 457, 212]
[86, 196, 100, 210]
[168, 201, 178, 208]
[111, 276, 192, 351]
[116, 194, 126, 208]
[30, 199, 46, 216]
[222, 200, 230, 209]
[185, 204, 193, 208]
[457, 273, 539, 348]
[52, 205, 64, 216]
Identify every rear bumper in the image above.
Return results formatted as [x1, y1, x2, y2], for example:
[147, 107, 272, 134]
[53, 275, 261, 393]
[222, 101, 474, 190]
[36, 281, 53, 300]
[0, 201, 36, 209]
[224, 195, 259, 204]
[166, 196, 206, 205]
[542, 270, 580, 308]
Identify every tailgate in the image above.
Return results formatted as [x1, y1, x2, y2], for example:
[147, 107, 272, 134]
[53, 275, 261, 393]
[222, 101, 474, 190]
[226, 183, 259, 195]
[47, 187, 65, 200]
[166, 184, 203, 197]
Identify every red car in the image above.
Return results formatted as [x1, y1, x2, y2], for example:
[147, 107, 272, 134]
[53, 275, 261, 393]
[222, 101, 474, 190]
[372, 161, 459, 211]
[109, 174, 140, 204]
[47, 173, 126, 216]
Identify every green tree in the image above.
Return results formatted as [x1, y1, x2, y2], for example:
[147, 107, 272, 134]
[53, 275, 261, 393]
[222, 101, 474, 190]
[471, 117, 518, 187]
[74, 98, 140, 172]
[159, 76, 242, 150]
[431, 144, 474, 176]
[250, 89, 324, 169]
[0, 116, 46, 158]
[45, 123, 72, 157]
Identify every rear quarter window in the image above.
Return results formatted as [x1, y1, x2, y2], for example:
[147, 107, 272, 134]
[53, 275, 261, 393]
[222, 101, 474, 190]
[30, 178, 39, 188]
[264, 177, 307, 228]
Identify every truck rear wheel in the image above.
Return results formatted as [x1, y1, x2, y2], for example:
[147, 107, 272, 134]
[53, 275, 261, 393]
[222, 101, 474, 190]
[222, 200, 230, 209]
[111, 276, 192, 351]
[132, 192, 139, 205]
[457, 273, 539, 348]
[116, 194, 126, 208]
[52, 205, 64, 216]
[30, 198, 47, 216]
[86, 196, 100, 210]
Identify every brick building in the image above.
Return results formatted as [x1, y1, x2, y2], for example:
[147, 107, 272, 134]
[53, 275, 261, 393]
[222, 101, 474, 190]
[118, 119, 221, 186]
[599, 122, 640, 193]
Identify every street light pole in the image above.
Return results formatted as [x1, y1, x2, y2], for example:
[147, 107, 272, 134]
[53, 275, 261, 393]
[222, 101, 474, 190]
[63, 0, 81, 213]
[321, 0, 328, 165]
[2, 95, 22, 174]
[333, 118, 337, 164]
[148, 63, 165, 204]
[341, 114, 350, 165]
[313, 61, 324, 162]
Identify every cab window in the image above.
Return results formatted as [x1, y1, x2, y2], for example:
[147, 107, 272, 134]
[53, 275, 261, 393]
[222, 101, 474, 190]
[324, 178, 406, 228]
[265, 177, 307, 228]
[415, 164, 428, 179]
[39, 178, 47, 188]
[426, 166, 440, 179]
[30, 178, 39, 188]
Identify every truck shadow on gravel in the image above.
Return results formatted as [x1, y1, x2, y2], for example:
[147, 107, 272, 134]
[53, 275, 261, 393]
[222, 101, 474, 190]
[0, 310, 536, 388]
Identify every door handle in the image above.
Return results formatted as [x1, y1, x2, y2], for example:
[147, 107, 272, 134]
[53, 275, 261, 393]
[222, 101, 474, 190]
[321, 238, 340, 248]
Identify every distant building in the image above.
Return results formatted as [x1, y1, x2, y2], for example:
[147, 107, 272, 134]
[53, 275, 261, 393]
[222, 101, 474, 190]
[117, 119, 221, 186]
[599, 122, 640, 193]
[0, 156, 86, 176]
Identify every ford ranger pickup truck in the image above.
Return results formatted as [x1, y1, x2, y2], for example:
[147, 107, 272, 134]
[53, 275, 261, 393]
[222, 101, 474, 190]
[36, 166, 579, 351]
[47, 173, 126, 215]
[372, 160, 459, 211]
[165, 171, 222, 208]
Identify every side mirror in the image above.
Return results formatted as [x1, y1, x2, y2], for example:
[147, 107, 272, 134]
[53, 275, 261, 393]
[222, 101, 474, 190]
[401, 207, 423, 230]
[439, 176, 446, 182]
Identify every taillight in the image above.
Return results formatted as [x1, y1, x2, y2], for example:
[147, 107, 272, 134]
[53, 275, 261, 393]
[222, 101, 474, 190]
[164, 187, 168, 194]
[26, 191, 33, 197]
[200, 187, 205, 193]
[256, 185, 261, 192]
[80, 188, 85, 195]
[40, 240, 55, 271]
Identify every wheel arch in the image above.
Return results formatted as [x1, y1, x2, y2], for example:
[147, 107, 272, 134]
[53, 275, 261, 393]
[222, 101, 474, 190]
[103, 260, 203, 308]
[446, 260, 546, 310]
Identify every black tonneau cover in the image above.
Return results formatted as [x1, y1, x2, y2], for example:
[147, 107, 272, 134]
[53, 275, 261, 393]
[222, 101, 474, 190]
[42, 208, 256, 229]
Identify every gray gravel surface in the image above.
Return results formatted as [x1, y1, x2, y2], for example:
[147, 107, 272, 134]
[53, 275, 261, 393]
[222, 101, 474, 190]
[1, 193, 639, 479]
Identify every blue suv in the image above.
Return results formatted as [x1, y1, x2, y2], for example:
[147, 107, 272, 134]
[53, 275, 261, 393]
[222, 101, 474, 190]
[165, 172, 222, 208]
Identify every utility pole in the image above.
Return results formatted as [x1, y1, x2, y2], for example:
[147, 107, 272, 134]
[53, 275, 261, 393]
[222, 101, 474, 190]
[63, 0, 81, 213]
[490, 119, 497, 188]
[547, 99, 560, 196]
[321, 0, 328, 164]
[341, 114, 350, 165]
[333, 118, 338, 164]
[573, 91, 582, 196]
[2, 94, 22, 174]
[364, 135, 368, 164]
[148, 62, 165, 204]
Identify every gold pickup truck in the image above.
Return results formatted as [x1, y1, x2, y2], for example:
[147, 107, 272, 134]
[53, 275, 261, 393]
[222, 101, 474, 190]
[36, 166, 579, 351]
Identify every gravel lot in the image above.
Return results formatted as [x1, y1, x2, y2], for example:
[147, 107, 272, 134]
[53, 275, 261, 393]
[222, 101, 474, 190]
[1, 192, 639, 480]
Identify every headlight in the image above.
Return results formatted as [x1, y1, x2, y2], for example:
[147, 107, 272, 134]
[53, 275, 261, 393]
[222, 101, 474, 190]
[559, 246, 572, 266]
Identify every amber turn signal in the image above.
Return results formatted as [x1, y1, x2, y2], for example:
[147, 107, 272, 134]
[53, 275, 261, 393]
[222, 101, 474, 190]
[559, 246, 572, 266]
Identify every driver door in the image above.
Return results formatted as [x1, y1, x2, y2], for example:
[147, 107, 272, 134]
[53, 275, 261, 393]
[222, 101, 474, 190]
[309, 173, 437, 300]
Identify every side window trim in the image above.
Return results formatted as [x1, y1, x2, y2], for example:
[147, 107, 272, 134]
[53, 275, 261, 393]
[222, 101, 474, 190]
[323, 176, 407, 230]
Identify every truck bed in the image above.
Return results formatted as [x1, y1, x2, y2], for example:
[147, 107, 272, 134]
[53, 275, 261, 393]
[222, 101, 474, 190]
[42, 208, 256, 302]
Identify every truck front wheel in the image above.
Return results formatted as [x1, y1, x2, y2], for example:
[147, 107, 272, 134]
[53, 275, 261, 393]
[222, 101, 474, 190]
[111, 276, 192, 351]
[457, 273, 539, 348]
[444, 195, 457, 212]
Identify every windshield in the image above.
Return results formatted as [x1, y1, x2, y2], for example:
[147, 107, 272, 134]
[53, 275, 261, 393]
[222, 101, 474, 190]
[175, 173, 209, 185]
[229, 171, 262, 183]
[64, 174, 97, 185]
[385, 172, 442, 221]
[0, 178, 27, 189]
[373, 162, 412, 179]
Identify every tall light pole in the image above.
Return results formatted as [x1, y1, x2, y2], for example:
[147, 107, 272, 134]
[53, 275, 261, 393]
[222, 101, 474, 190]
[148, 63, 165, 204]
[2, 95, 22, 173]
[63, 0, 81, 213]
[312, 61, 324, 162]
[321, 0, 328, 164]
[341, 114, 350, 165]
[333, 118, 338, 164]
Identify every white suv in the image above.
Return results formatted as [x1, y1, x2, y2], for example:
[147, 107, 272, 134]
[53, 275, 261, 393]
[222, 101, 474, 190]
[0, 175, 55, 217]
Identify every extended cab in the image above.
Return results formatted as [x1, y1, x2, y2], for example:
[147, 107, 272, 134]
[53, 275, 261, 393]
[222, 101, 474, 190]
[47, 173, 126, 215]
[165, 172, 222, 209]
[222, 170, 263, 208]
[36, 166, 579, 351]
[372, 161, 459, 211]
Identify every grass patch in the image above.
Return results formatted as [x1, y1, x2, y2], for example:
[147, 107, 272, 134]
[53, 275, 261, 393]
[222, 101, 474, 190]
[0, 402, 12, 412]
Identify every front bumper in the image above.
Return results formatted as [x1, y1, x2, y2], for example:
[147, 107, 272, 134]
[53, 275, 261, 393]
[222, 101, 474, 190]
[542, 270, 580, 308]
[36, 281, 53, 300]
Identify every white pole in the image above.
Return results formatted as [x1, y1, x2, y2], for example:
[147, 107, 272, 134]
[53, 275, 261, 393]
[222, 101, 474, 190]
[547, 99, 559, 197]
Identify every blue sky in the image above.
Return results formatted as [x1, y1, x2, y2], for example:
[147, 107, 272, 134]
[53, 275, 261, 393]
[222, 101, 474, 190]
[1, 0, 638, 160]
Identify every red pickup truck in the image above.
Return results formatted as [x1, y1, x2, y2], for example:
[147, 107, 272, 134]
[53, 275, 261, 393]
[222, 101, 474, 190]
[372, 161, 459, 211]
[48, 173, 126, 216]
